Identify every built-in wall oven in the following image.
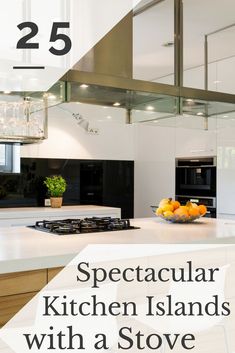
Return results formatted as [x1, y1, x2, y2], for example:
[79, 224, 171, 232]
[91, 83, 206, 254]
[175, 157, 217, 218]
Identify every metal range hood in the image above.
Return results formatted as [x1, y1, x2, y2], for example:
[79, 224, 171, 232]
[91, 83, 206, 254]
[74, 13, 133, 80]
[61, 0, 235, 124]
[62, 70, 235, 124]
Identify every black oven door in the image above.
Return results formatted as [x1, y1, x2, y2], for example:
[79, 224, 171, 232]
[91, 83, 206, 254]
[176, 166, 216, 197]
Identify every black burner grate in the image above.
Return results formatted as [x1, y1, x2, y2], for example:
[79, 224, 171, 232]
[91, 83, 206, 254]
[31, 217, 139, 235]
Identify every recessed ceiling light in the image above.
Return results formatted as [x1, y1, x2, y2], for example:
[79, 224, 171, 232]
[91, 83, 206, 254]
[223, 115, 228, 118]
[113, 102, 121, 107]
[106, 116, 112, 119]
[213, 80, 222, 84]
[162, 41, 174, 48]
[3, 91, 11, 94]
[146, 105, 154, 111]
[197, 112, 204, 116]
[186, 99, 194, 103]
[153, 120, 159, 123]
[80, 84, 89, 88]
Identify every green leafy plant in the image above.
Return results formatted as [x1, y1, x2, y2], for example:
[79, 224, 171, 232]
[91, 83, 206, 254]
[44, 175, 67, 197]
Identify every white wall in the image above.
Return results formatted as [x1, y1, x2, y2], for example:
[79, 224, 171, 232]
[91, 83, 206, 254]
[20, 101, 235, 219]
[134, 125, 175, 218]
[21, 101, 176, 218]
[21, 103, 135, 161]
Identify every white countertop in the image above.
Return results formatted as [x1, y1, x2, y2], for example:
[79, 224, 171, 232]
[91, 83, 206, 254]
[0, 205, 120, 220]
[0, 217, 235, 274]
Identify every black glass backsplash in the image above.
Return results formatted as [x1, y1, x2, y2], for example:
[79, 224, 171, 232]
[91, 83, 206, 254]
[0, 158, 134, 218]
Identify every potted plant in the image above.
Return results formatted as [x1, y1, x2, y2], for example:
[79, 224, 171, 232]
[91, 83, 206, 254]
[44, 175, 67, 208]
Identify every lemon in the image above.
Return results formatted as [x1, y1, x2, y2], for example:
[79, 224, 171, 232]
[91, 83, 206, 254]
[162, 203, 174, 213]
[159, 198, 171, 208]
[156, 207, 163, 216]
[163, 211, 174, 217]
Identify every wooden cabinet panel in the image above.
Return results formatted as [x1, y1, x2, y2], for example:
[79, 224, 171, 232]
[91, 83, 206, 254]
[47, 267, 63, 282]
[0, 270, 47, 297]
[0, 267, 66, 327]
[0, 292, 37, 327]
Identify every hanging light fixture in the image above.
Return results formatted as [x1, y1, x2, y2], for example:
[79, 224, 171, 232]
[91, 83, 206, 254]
[0, 81, 65, 144]
[0, 94, 47, 143]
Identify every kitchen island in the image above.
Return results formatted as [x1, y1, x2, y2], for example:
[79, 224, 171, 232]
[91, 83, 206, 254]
[0, 217, 235, 274]
[0, 205, 121, 227]
[0, 217, 235, 328]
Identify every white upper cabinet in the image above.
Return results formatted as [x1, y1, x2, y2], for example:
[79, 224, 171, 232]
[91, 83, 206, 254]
[217, 119, 235, 215]
[175, 117, 217, 158]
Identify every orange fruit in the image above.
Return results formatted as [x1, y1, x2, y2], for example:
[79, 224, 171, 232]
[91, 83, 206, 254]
[188, 207, 200, 217]
[198, 205, 207, 216]
[174, 206, 189, 218]
[179, 205, 188, 211]
[171, 200, 181, 210]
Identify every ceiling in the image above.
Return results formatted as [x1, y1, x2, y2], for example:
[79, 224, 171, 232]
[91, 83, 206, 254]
[133, 0, 235, 85]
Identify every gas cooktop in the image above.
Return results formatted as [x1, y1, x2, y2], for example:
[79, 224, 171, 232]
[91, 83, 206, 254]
[30, 217, 140, 235]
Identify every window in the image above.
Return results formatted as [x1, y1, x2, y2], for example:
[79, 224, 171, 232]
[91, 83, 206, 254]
[0, 144, 20, 173]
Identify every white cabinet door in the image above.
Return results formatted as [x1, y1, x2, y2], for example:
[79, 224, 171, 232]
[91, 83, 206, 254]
[175, 118, 217, 158]
[217, 119, 235, 215]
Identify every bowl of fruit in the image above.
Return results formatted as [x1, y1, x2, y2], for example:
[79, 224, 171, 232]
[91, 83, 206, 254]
[151, 198, 207, 223]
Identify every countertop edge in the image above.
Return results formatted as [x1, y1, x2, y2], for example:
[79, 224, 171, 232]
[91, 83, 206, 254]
[0, 254, 77, 275]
